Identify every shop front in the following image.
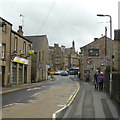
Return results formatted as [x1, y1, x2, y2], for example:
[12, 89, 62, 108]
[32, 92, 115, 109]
[11, 56, 29, 85]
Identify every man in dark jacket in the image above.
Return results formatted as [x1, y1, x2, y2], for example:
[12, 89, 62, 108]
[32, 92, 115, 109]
[94, 70, 99, 90]
[85, 72, 90, 82]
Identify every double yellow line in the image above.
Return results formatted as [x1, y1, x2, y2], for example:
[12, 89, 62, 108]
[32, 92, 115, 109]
[52, 81, 80, 120]
[66, 82, 80, 106]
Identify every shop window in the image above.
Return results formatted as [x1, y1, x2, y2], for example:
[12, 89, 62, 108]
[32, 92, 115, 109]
[18, 64, 23, 83]
[12, 63, 17, 83]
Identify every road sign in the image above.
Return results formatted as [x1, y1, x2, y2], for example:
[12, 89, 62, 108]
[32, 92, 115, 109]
[86, 58, 93, 65]
[87, 64, 93, 69]
[101, 56, 107, 66]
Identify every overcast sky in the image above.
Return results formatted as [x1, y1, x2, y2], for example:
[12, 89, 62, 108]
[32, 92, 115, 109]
[0, 0, 119, 51]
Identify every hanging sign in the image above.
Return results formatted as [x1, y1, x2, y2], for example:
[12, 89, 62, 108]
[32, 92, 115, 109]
[28, 50, 34, 56]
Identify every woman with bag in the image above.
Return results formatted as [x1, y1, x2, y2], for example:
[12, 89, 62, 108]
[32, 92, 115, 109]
[98, 72, 105, 90]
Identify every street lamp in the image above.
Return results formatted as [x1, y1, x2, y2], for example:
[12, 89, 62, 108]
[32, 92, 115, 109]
[97, 14, 113, 97]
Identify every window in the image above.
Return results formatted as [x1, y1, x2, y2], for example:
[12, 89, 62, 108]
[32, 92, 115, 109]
[39, 52, 41, 61]
[55, 58, 60, 64]
[12, 63, 17, 83]
[28, 44, 32, 51]
[88, 49, 99, 56]
[14, 37, 18, 51]
[42, 51, 44, 61]
[23, 42, 26, 54]
[2, 43, 6, 59]
[2, 23, 6, 32]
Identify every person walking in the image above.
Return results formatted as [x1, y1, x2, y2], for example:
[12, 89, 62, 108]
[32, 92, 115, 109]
[98, 72, 105, 90]
[85, 72, 90, 82]
[94, 70, 99, 90]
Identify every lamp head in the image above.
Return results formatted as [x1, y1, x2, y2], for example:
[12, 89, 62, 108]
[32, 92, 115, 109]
[97, 14, 105, 17]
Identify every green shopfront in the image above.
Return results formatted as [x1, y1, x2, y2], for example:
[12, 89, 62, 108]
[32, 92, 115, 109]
[11, 56, 29, 85]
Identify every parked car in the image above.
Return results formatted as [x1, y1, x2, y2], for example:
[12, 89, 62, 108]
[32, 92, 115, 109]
[54, 70, 61, 75]
[61, 71, 69, 76]
[49, 71, 55, 75]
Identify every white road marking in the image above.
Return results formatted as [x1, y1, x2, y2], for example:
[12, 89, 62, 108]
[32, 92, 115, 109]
[57, 105, 65, 107]
[3, 102, 24, 108]
[27, 87, 41, 91]
[32, 92, 42, 96]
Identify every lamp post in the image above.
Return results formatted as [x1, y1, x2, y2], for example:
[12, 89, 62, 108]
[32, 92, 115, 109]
[97, 14, 112, 97]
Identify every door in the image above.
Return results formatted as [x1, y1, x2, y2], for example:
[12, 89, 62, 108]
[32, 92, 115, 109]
[24, 66, 27, 84]
[2, 66, 5, 87]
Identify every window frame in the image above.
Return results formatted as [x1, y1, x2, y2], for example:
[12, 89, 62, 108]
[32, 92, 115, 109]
[2, 22, 7, 32]
[14, 37, 18, 51]
[2, 43, 6, 59]
[23, 41, 26, 54]
[39, 51, 41, 61]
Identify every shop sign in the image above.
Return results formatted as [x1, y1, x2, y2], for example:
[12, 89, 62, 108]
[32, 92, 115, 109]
[28, 50, 34, 56]
[86, 58, 93, 65]
[12, 56, 29, 65]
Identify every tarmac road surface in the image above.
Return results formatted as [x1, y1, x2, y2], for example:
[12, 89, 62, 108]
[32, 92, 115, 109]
[2, 75, 78, 118]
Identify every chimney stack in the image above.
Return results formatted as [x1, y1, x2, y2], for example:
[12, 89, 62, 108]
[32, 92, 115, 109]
[94, 38, 98, 41]
[72, 40, 75, 48]
[17, 26, 23, 36]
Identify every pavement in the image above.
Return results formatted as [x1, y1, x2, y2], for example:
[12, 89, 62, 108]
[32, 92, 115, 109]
[64, 76, 120, 119]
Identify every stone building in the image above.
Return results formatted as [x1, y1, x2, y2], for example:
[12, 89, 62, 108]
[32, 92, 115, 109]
[0, 17, 32, 87]
[49, 41, 79, 71]
[25, 35, 49, 82]
[79, 36, 118, 81]
[114, 29, 120, 71]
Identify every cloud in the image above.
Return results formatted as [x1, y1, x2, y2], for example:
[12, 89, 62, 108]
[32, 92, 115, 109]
[0, 0, 119, 51]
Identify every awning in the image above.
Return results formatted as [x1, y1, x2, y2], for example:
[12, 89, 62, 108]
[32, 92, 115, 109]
[11, 56, 29, 65]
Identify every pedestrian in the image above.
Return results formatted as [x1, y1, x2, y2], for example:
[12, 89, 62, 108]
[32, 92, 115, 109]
[94, 70, 99, 90]
[85, 72, 90, 82]
[98, 72, 105, 90]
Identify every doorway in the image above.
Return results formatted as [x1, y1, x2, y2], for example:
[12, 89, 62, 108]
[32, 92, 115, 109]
[24, 66, 27, 84]
[2, 66, 5, 87]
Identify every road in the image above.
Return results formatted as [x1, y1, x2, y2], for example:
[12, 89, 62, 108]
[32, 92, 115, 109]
[63, 77, 119, 119]
[2, 75, 78, 118]
[2, 76, 119, 119]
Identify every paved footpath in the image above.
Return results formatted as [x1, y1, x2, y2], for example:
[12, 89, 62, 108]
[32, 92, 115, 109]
[66, 77, 120, 119]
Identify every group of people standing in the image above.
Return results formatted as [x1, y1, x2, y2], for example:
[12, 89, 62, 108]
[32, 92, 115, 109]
[94, 70, 105, 90]
[85, 70, 105, 90]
